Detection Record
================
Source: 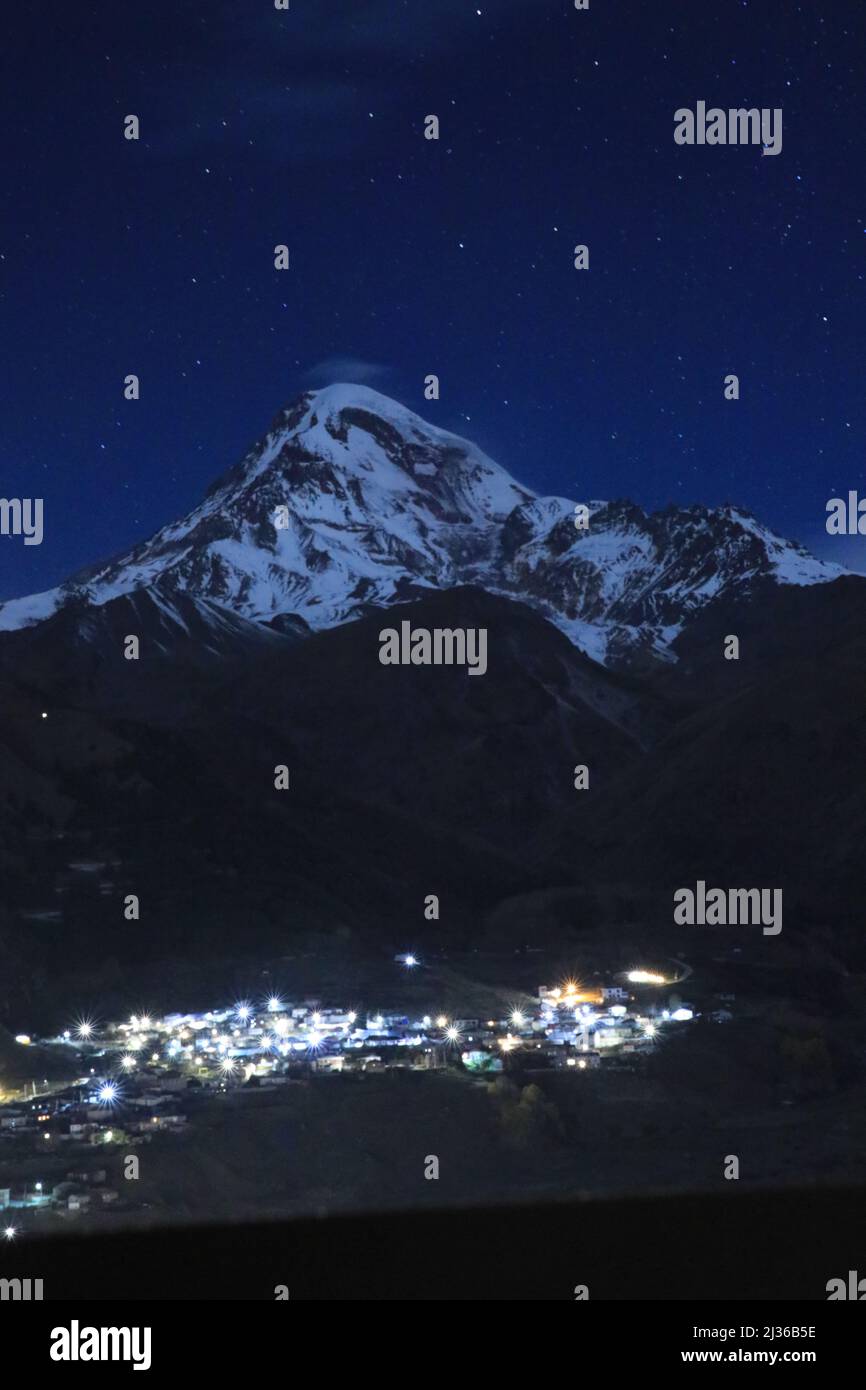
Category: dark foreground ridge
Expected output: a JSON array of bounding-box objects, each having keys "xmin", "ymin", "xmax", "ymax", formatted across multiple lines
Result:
[{"xmin": 5, "ymin": 1183, "xmax": 866, "ymax": 1301}]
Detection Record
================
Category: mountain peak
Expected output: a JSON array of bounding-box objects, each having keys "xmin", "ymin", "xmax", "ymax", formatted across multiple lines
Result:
[
  {"xmin": 271, "ymin": 382, "xmax": 493, "ymax": 463},
  {"xmin": 0, "ymin": 389, "xmax": 851, "ymax": 666},
  {"xmin": 303, "ymin": 381, "xmax": 426, "ymax": 419}
]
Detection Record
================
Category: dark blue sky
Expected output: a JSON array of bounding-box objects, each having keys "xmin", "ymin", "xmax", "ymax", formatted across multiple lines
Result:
[{"xmin": 1, "ymin": 0, "xmax": 865, "ymax": 601}]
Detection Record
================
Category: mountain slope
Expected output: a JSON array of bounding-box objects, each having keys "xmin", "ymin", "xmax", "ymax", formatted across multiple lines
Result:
[
  {"xmin": 0, "ymin": 385, "xmax": 532, "ymax": 634},
  {"xmin": 1, "ymin": 566, "xmax": 864, "ymax": 1008},
  {"xmin": 0, "ymin": 588, "xmax": 306, "ymax": 720},
  {"xmin": 0, "ymin": 384, "xmax": 849, "ymax": 667},
  {"xmin": 0, "ymin": 588, "xmax": 655, "ymax": 1017}
]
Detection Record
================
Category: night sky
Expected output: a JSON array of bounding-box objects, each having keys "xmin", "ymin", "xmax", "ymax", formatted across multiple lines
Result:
[{"xmin": 2, "ymin": 0, "xmax": 865, "ymax": 602}]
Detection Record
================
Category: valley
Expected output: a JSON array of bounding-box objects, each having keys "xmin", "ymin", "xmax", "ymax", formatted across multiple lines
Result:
[{"xmin": 0, "ymin": 387, "xmax": 863, "ymax": 1222}]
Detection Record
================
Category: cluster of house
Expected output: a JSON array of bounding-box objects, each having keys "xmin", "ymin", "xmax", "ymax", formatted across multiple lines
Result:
[
  {"xmin": 0, "ymin": 1168, "xmax": 122, "ymax": 1217},
  {"xmin": 0, "ymin": 974, "xmax": 712, "ymax": 1230},
  {"xmin": 37, "ymin": 975, "xmax": 700, "ymax": 1083},
  {"xmin": 457, "ymin": 982, "xmax": 672, "ymax": 1074},
  {"xmin": 2, "ymin": 974, "xmax": 706, "ymax": 1135},
  {"xmin": 95, "ymin": 1002, "xmax": 455, "ymax": 1079}
]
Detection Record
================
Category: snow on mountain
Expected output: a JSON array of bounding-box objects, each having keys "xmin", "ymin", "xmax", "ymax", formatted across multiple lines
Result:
[
  {"xmin": 490, "ymin": 496, "xmax": 847, "ymax": 664},
  {"xmin": 0, "ymin": 384, "xmax": 848, "ymax": 666}
]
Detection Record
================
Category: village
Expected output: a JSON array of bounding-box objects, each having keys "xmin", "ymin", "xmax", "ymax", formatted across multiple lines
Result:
[{"xmin": 0, "ymin": 963, "xmax": 716, "ymax": 1234}]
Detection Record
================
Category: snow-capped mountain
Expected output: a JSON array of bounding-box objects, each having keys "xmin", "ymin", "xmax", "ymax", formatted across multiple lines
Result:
[
  {"xmin": 0, "ymin": 383, "xmax": 847, "ymax": 666},
  {"xmin": 491, "ymin": 494, "xmax": 846, "ymax": 664}
]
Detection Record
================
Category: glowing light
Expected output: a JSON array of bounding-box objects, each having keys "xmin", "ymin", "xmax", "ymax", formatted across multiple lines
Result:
[
  {"xmin": 444, "ymin": 1025, "xmax": 461, "ymax": 1044},
  {"xmin": 510, "ymin": 1010, "xmax": 525, "ymax": 1027},
  {"xmin": 644, "ymin": 1023, "xmax": 657, "ymax": 1036},
  {"xmin": 267, "ymin": 996, "xmax": 283, "ymax": 1013},
  {"xmin": 97, "ymin": 1082, "xmax": 119, "ymax": 1106},
  {"xmin": 75, "ymin": 1020, "xmax": 94, "ymax": 1040},
  {"xmin": 220, "ymin": 1058, "xmax": 236, "ymax": 1075},
  {"xmin": 3, "ymin": 1226, "xmax": 16, "ymax": 1240},
  {"xmin": 627, "ymin": 970, "xmax": 666, "ymax": 985},
  {"xmin": 235, "ymin": 1002, "xmax": 251, "ymax": 1021},
  {"xmin": 14, "ymin": 1034, "xmax": 31, "ymax": 1046},
  {"xmin": 671, "ymin": 1008, "xmax": 693, "ymax": 1022},
  {"xmin": 436, "ymin": 1015, "xmax": 448, "ymax": 1029},
  {"xmin": 120, "ymin": 1055, "xmax": 135, "ymax": 1070},
  {"xmin": 403, "ymin": 954, "xmax": 418, "ymax": 967},
  {"xmin": 347, "ymin": 1012, "xmax": 357, "ymax": 1024}
]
